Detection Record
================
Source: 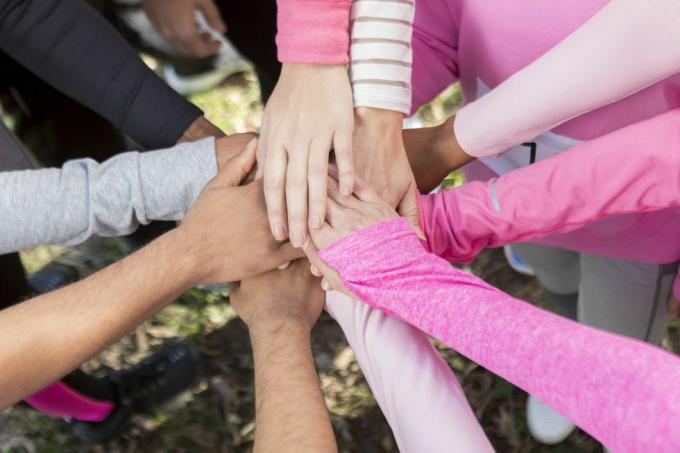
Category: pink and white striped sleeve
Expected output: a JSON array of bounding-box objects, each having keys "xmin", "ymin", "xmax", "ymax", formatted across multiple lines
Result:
[
  {"xmin": 349, "ymin": 0, "xmax": 414, "ymax": 114},
  {"xmin": 320, "ymin": 217, "xmax": 680, "ymax": 452}
]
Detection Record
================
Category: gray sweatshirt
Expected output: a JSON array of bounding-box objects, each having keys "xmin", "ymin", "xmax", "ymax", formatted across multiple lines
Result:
[{"xmin": 0, "ymin": 138, "xmax": 217, "ymax": 254}]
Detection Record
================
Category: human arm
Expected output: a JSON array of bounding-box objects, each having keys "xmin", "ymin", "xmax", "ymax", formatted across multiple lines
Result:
[
  {"xmin": 0, "ymin": 134, "xmax": 256, "ymax": 254},
  {"xmin": 0, "ymin": 146, "xmax": 301, "ymax": 408},
  {"xmin": 417, "ymin": 108, "xmax": 680, "ymax": 262},
  {"xmin": 0, "ymin": 0, "xmax": 218, "ymax": 148},
  {"xmin": 454, "ymin": 0, "xmax": 680, "ymax": 157},
  {"xmin": 310, "ymin": 199, "xmax": 680, "ymax": 452},
  {"xmin": 325, "ymin": 291, "xmax": 493, "ymax": 453},
  {"xmin": 230, "ymin": 260, "xmax": 336, "ymax": 453}
]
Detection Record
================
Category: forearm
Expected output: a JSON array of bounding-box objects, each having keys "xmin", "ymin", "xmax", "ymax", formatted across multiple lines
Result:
[
  {"xmin": 325, "ymin": 292, "xmax": 493, "ymax": 452},
  {"xmin": 0, "ymin": 138, "xmax": 216, "ymax": 254},
  {"xmin": 251, "ymin": 321, "xmax": 336, "ymax": 453},
  {"xmin": 0, "ymin": 231, "xmax": 197, "ymax": 408},
  {"xmin": 0, "ymin": 0, "xmax": 201, "ymax": 147},
  {"xmin": 418, "ymin": 109, "xmax": 680, "ymax": 262},
  {"xmin": 320, "ymin": 218, "xmax": 680, "ymax": 452},
  {"xmin": 403, "ymin": 116, "xmax": 474, "ymax": 192},
  {"xmin": 455, "ymin": 0, "xmax": 680, "ymax": 157}
]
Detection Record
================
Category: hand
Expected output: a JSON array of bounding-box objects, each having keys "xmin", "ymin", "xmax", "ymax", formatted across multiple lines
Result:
[
  {"xmin": 304, "ymin": 175, "xmax": 398, "ymax": 295},
  {"xmin": 179, "ymin": 115, "xmax": 226, "ymax": 143},
  {"xmin": 352, "ymin": 108, "xmax": 422, "ymax": 237},
  {"xmin": 230, "ymin": 259, "xmax": 324, "ymax": 332},
  {"xmin": 259, "ymin": 63, "xmax": 354, "ymax": 248},
  {"xmin": 176, "ymin": 139, "xmax": 303, "ymax": 285},
  {"xmin": 402, "ymin": 115, "xmax": 474, "ymax": 192},
  {"xmin": 215, "ymin": 132, "xmax": 258, "ymax": 170},
  {"xmin": 143, "ymin": 0, "xmax": 226, "ymax": 58}
]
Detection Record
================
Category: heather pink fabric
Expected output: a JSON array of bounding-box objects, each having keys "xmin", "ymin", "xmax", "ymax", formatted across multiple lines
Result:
[
  {"xmin": 25, "ymin": 381, "xmax": 114, "ymax": 422},
  {"xmin": 320, "ymin": 218, "xmax": 680, "ymax": 452},
  {"xmin": 276, "ymin": 0, "xmax": 351, "ymax": 63},
  {"xmin": 419, "ymin": 108, "xmax": 680, "ymax": 265}
]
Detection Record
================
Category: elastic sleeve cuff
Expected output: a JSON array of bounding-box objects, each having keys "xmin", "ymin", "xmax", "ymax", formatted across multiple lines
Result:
[
  {"xmin": 138, "ymin": 137, "xmax": 217, "ymax": 221},
  {"xmin": 276, "ymin": 0, "xmax": 352, "ymax": 63}
]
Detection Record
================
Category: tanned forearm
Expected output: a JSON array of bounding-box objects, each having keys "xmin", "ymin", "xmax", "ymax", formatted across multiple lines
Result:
[
  {"xmin": 0, "ymin": 230, "xmax": 199, "ymax": 408},
  {"xmin": 250, "ymin": 320, "xmax": 337, "ymax": 453}
]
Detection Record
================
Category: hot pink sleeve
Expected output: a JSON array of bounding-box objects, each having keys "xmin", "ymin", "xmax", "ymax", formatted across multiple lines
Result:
[
  {"xmin": 454, "ymin": 0, "xmax": 680, "ymax": 157},
  {"xmin": 276, "ymin": 0, "xmax": 352, "ymax": 63},
  {"xmin": 419, "ymin": 108, "xmax": 680, "ymax": 262},
  {"xmin": 319, "ymin": 218, "xmax": 680, "ymax": 452}
]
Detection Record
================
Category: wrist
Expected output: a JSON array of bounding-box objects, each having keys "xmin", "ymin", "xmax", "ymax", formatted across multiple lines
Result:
[
  {"xmin": 249, "ymin": 316, "xmax": 311, "ymax": 343},
  {"xmin": 179, "ymin": 116, "xmax": 225, "ymax": 143},
  {"xmin": 355, "ymin": 107, "xmax": 403, "ymax": 132},
  {"xmin": 433, "ymin": 116, "xmax": 473, "ymax": 170},
  {"xmin": 161, "ymin": 228, "xmax": 208, "ymax": 288}
]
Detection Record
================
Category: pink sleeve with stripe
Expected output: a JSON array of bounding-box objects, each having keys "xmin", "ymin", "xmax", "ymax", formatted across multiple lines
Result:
[
  {"xmin": 319, "ymin": 218, "xmax": 680, "ymax": 452},
  {"xmin": 276, "ymin": 0, "xmax": 352, "ymax": 63},
  {"xmin": 455, "ymin": 0, "xmax": 680, "ymax": 157},
  {"xmin": 420, "ymin": 109, "xmax": 680, "ymax": 263}
]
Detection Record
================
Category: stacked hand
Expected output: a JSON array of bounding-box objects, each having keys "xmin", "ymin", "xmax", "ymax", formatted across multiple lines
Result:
[{"xmin": 259, "ymin": 63, "xmax": 354, "ymax": 248}]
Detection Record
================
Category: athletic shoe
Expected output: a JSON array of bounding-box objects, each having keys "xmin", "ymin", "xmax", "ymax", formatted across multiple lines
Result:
[
  {"xmin": 503, "ymin": 245, "xmax": 536, "ymax": 276},
  {"xmin": 28, "ymin": 262, "xmax": 79, "ymax": 294},
  {"xmin": 72, "ymin": 341, "xmax": 202, "ymax": 442},
  {"xmin": 526, "ymin": 394, "xmax": 576, "ymax": 445}
]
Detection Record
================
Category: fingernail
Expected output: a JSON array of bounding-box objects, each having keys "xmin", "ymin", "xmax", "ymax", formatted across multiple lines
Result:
[
  {"xmin": 341, "ymin": 183, "xmax": 352, "ymax": 196},
  {"xmin": 291, "ymin": 231, "xmax": 306, "ymax": 248},
  {"xmin": 321, "ymin": 280, "xmax": 330, "ymax": 291},
  {"xmin": 273, "ymin": 224, "xmax": 287, "ymax": 241}
]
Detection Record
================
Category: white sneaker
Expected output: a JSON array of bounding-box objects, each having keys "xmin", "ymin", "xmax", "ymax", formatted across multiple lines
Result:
[
  {"xmin": 526, "ymin": 394, "xmax": 576, "ymax": 444},
  {"xmin": 504, "ymin": 245, "xmax": 536, "ymax": 276}
]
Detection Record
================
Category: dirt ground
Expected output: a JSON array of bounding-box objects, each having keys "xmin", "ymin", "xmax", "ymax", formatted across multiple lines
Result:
[{"xmin": 1, "ymin": 72, "xmax": 678, "ymax": 453}]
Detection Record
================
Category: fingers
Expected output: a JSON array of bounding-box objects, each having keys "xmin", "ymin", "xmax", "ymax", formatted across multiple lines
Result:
[
  {"xmin": 198, "ymin": 0, "xmax": 227, "ymax": 34},
  {"xmin": 285, "ymin": 145, "xmax": 309, "ymax": 248},
  {"xmin": 307, "ymin": 136, "xmax": 331, "ymax": 230},
  {"xmin": 398, "ymin": 182, "xmax": 425, "ymax": 239},
  {"xmin": 351, "ymin": 174, "xmax": 383, "ymax": 204},
  {"xmin": 256, "ymin": 120, "xmax": 269, "ymax": 179},
  {"xmin": 263, "ymin": 144, "xmax": 289, "ymax": 240},
  {"xmin": 218, "ymin": 138, "xmax": 258, "ymax": 186},
  {"xmin": 303, "ymin": 238, "xmax": 344, "ymax": 292},
  {"xmin": 333, "ymin": 127, "xmax": 354, "ymax": 196}
]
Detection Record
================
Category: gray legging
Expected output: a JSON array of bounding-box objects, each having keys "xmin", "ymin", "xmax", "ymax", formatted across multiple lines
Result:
[{"xmin": 513, "ymin": 243, "xmax": 676, "ymax": 345}]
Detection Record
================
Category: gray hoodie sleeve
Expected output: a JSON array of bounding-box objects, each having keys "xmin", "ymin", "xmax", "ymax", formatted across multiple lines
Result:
[{"xmin": 0, "ymin": 137, "xmax": 217, "ymax": 254}]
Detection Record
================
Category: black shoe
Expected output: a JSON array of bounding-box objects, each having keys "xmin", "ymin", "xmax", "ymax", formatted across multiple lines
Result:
[
  {"xmin": 27, "ymin": 262, "xmax": 79, "ymax": 294},
  {"xmin": 72, "ymin": 341, "xmax": 202, "ymax": 443}
]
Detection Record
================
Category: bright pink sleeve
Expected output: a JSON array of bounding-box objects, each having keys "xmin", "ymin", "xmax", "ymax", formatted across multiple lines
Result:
[
  {"xmin": 276, "ymin": 0, "xmax": 352, "ymax": 63},
  {"xmin": 420, "ymin": 108, "xmax": 680, "ymax": 262},
  {"xmin": 455, "ymin": 0, "xmax": 680, "ymax": 157},
  {"xmin": 319, "ymin": 218, "xmax": 680, "ymax": 452}
]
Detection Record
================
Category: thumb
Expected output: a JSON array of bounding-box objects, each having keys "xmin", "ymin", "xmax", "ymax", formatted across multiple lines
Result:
[
  {"xmin": 217, "ymin": 138, "xmax": 258, "ymax": 186},
  {"xmin": 398, "ymin": 183, "xmax": 425, "ymax": 240}
]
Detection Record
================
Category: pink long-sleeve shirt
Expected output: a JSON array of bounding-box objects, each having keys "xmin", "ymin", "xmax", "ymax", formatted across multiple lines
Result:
[
  {"xmin": 419, "ymin": 108, "xmax": 680, "ymax": 266},
  {"xmin": 320, "ymin": 218, "xmax": 680, "ymax": 452}
]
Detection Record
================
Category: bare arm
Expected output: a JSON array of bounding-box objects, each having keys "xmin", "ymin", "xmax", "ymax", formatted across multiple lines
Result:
[
  {"xmin": 231, "ymin": 260, "xmax": 336, "ymax": 453},
  {"xmin": 0, "ymin": 144, "xmax": 300, "ymax": 409},
  {"xmin": 250, "ymin": 321, "xmax": 335, "ymax": 453}
]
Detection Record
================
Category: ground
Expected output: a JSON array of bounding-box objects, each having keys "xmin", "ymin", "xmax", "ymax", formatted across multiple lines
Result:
[{"xmin": 1, "ymin": 71, "xmax": 678, "ymax": 453}]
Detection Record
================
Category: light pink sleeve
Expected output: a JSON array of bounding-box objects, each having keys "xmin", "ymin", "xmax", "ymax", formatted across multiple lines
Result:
[
  {"xmin": 325, "ymin": 292, "xmax": 493, "ymax": 453},
  {"xmin": 276, "ymin": 0, "xmax": 352, "ymax": 63},
  {"xmin": 455, "ymin": 0, "xmax": 680, "ymax": 157},
  {"xmin": 320, "ymin": 218, "xmax": 680, "ymax": 453},
  {"xmin": 420, "ymin": 108, "xmax": 680, "ymax": 263}
]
